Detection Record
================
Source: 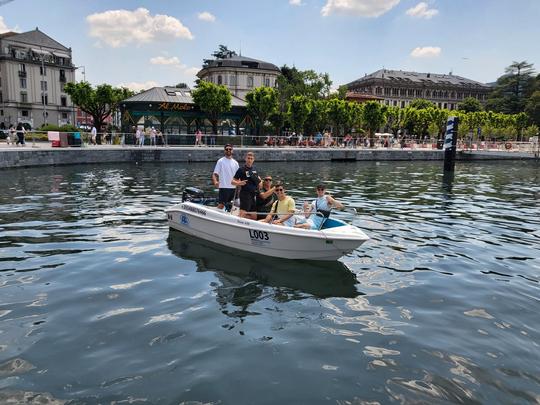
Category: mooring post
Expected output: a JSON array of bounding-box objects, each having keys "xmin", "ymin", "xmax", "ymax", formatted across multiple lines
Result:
[{"xmin": 443, "ymin": 116, "xmax": 459, "ymax": 172}]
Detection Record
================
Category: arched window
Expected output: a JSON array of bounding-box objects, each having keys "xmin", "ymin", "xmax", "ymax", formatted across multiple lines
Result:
[
  {"xmin": 218, "ymin": 75, "xmax": 222, "ymax": 85},
  {"xmin": 247, "ymin": 76, "xmax": 254, "ymax": 88}
]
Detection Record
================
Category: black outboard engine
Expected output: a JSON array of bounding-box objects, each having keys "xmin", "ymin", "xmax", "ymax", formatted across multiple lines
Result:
[{"xmin": 181, "ymin": 187, "xmax": 217, "ymax": 205}]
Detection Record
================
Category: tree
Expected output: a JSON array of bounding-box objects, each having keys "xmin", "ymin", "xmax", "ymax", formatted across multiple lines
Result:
[
  {"xmin": 513, "ymin": 112, "xmax": 530, "ymax": 141},
  {"xmin": 212, "ymin": 45, "xmax": 237, "ymax": 59},
  {"xmin": 287, "ymin": 95, "xmax": 311, "ymax": 134},
  {"xmin": 245, "ymin": 87, "xmax": 279, "ymax": 136},
  {"xmin": 486, "ymin": 61, "xmax": 536, "ymax": 114},
  {"xmin": 458, "ymin": 97, "xmax": 483, "ymax": 113},
  {"xmin": 304, "ymin": 99, "xmax": 329, "ymax": 135},
  {"xmin": 429, "ymin": 107, "xmax": 450, "ymax": 139},
  {"xmin": 191, "ymin": 81, "xmax": 232, "ymax": 134},
  {"xmin": 409, "ymin": 98, "xmax": 434, "ymax": 109},
  {"xmin": 362, "ymin": 101, "xmax": 387, "ymax": 146},
  {"xmin": 277, "ymin": 65, "xmax": 332, "ymax": 103},
  {"xmin": 64, "ymin": 81, "xmax": 133, "ymax": 144},
  {"xmin": 525, "ymin": 90, "xmax": 540, "ymax": 127},
  {"xmin": 326, "ymin": 98, "xmax": 349, "ymax": 137},
  {"xmin": 386, "ymin": 106, "xmax": 405, "ymax": 136}
]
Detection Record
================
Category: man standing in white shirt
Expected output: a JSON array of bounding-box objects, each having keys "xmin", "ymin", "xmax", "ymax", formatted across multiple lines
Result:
[
  {"xmin": 90, "ymin": 126, "xmax": 97, "ymax": 145},
  {"xmin": 212, "ymin": 144, "xmax": 239, "ymax": 210}
]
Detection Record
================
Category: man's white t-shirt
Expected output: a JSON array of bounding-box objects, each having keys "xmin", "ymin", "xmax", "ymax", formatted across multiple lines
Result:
[{"xmin": 213, "ymin": 157, "xmax": 239, "ymax": 189}]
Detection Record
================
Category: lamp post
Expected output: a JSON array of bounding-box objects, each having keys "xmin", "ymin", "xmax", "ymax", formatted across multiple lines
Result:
[
  {"xmin": 40, "ymin": 46, "xmax": 47, "ymax": 127},
  {"xmin": 75, "ymin": 65, "xmax": 87, "ymax": 128}
]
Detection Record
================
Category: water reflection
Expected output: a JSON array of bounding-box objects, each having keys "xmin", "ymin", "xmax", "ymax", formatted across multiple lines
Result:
[{"xmin": 167, "ymin": 230, "xmax": 360, "ymax": 303}]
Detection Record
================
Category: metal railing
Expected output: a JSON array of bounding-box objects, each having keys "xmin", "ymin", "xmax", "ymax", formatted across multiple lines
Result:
[{"xmin": 1, "ymin": 131, "xmax": 538, "ymax": 154}]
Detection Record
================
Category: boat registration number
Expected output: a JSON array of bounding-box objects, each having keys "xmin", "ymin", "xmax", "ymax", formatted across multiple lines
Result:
[{"xmin": 249, "ymin": 229, "xmax": 270, "ymax": 241}]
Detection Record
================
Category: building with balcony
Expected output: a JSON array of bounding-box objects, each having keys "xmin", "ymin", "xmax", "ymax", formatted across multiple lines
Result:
[
  {"xmin": 196, "ymin": 54, "xmax": 281, "ymax": 100},
  {"xmin": 0, "ymin": 28, "xmax": 76, "ymax": 129},
  {"xmin": 346, "ymin": 69, "xmax": 491, "ymax": 110}
]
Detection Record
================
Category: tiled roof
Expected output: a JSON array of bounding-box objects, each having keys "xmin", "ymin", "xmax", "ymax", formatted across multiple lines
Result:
[
  {"xmin": 122, "ymin": 87, "xmax": 247, "ymax": 107},
  {"xmin": 347, "ymin": 69, "xmax": 489, "ymax": 88},
  {"xmin": 1, "ymin": 28, "xmax": 69, "ymax": 51}
]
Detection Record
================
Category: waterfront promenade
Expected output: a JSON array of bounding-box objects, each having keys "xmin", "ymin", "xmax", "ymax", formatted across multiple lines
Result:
[{"xmin": 0, "ymin": 142, "xmax": 538, "ymax": 169}]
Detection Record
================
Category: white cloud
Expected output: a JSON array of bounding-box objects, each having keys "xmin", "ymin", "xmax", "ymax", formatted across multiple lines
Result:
[
  {"xmin": 406, "ymin": 2, "xmax": 438, "ymax": 19},
  {"xmin": 184, "ymin": 67, "xmax": 201, "ymax": 76},
  {"xmin": 0, "ymin": 16, "xmax": 18, "ymax": 33},
  {"xmin": 86, "ymin": 8, "xmax": 193, "ymax": 48},
  {"xmin": 410, "ymin": 46, "xmax": 441, "ymax": 58},
  {"xmin": 150, "ymin": 56, "xmax": 181, "ymax": 66},
  {"xmin": 289, "ymin": 0, "xmax": 303, "ymax": 6},
  {"xmin": 117, "ymin": 80, "xmax": 160, "ymax": 92},
  {"xmin": 197, "ymin": 11, "xmax": 216, "ymax": 22},
  {"xmin": 321, "ymin": 0, "xmax": 400, "ymax": 17}
]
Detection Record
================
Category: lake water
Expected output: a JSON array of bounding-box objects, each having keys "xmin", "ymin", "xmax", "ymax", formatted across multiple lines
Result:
[{"xmin": 0, "ymin": 160, "xmax": 539, "ymax": 404}]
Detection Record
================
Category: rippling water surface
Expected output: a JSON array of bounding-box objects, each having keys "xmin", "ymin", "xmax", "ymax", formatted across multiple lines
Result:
[{"xmin": 0, "ymin": 160, "xmax": 539, "ymax": 404}]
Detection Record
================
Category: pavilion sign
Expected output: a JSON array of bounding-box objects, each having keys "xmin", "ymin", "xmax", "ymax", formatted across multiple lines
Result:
[{"xmin": 158, "ymin": 103, "xmax": 195, "ymax": 111}]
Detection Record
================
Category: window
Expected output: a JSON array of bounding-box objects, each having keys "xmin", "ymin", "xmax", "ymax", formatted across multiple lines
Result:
[
  {"xmin": 20, "ymin": 78, "xmax": 27, "ymax": 88},
  {"xmin": 61, "ymin": 96, "xmax": 67, "ymax": 107},
  {"xmin": 22, "ymin": 110, "xmax": 29, "ymax": 117},
  {"xmin": 217, "ymin": 75, "xmax": 222, "ymax": 85},
  {"xmin": 265, "ymin": 78, "xmax": 270, "ymax": 87},
  {"xmin": 19, "ymin": 63, "xmax": 26, "ymax": 72},
  {"xmin": 41, "ymin": 81, "xmax": 48, "ymax": 91},
  {"xmin": 20, "ymin": 92, "xmax": 28, "ymax": 102},
  {"xmin": 41, "ymin": 94, "xmax": 48, "ymax": 105},
  {"xmin": 61, "ymin": 112, "xmax": 68, "ymax": 119},
  {"xmin": 40, "ymin": 66, "xmax": 47, "ymax": 75},
  {"xmin": 247, "ymin": 76, "xmax": 254, "ymax": 88},
  {"xmin": 59, "ymin": 70, "xmax": 66, "ymax": 82},
  {"xmin": 0, "ymin": 109, "xmax": 3, "ymax": 116},
  {"xmin": 0, "ymin": 92, "xmax": 2, "ymax": 103},
  {"xmin": 230, "ymin": 75, "xmax": 236, "ymax": 86},
  {"xmin": 384, "ymin": 88, "xmax": 390, "ymax": 96}
]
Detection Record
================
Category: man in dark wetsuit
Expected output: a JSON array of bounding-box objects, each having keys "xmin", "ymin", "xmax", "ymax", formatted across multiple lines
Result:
[
  {"xmin": 255, "ymin": 176, "xmax": 277, "ymax": 220},
  {"xmin": 232, "ymin": 151, "xmax": 261, "ymax": 219}
]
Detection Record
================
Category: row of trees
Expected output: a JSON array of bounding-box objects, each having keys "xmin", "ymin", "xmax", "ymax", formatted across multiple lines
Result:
[{"xmin": 191, "ymin": 80, "xmax": 537, "ymax": 143}]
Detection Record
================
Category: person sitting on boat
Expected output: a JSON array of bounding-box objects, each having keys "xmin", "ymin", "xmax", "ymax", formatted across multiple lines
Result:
[
  {"xmin": 295, "ymin": 184, "xmax": 344, "ymax": 230},
  {"xmin": 212, "ymin": 144, "xmax": 239, "ymax": 210},
  {"xmin": 231, "ymin": 151, "xmax": 261, "ymax": 219},
  {"xmin": 255, "ymin": 176, "xmax": 277, "ymax": 220},
  {"xmin": 260, "ymin": 183, "xmax": 296, "ymax": 226}
]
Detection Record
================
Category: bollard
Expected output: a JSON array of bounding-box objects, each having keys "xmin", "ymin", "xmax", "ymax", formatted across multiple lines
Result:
[{"xmin": 443, "ymin": 116, "xmax": 459, "ymax": 172}]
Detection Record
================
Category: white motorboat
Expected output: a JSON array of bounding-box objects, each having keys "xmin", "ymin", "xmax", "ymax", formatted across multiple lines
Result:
[{"xmin": 166, "ymin": 190, "xmax": 369, "ymax": 261}]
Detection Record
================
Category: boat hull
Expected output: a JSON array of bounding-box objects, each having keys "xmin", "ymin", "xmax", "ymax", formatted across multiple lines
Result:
[{"xmin": 166, "ymin": 203, "xmax": 369, "ymax": 261}]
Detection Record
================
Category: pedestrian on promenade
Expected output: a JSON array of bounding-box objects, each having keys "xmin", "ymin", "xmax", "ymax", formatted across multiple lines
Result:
[
  {"xmin": 212, "ymin": 144, "xmax": 239, "ymax": 210},
  {"xmin": 16, "ymin": 122, "xmax": 25, "ymax": 146},
  {"xmin": 138, "ymin": 127, "xmax": 145, "ymax": 147},
  {"xmin": 195, "ymin": 129, "xmax": 203, "ymax": 146},
  {"xmin": 90, "ymin": 126, "xmax": 97, "ymax": 145},
  {"xmin": 150, "ymin": 127, "xmax": 157, "ymax": 146}
]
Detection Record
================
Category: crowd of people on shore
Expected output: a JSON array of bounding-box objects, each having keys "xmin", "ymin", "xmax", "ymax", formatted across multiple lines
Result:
[{"xmin": 212, "ymin": 144, "xmax": 344, "ymax": 229}]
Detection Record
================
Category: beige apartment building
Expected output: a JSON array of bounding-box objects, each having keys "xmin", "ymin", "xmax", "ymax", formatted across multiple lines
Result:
[
  {"xmin": 0, "ymin": 28, "xmax": 76, "ymax": 129},
  {"xmin": 197, "ymin": 54, "xmax": 281, "ymax": 100},
  {"xmin": 346, "ymin": 69, "xmax": 492, "ymax": 110}
]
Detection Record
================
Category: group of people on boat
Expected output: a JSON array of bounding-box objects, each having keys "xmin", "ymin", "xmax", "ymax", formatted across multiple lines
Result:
[{"xmin": 212, "ymin": 144, "xmax": 343, "ymax": 230}]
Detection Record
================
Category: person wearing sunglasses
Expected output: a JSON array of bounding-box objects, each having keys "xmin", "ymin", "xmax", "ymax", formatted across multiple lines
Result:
[
  {"xmin": 212, "ymin": 144, "xmax": 239, "ymax": 210},
  {"xmin": 260, "ymin": 183, "xmax": 296, "ymax": 226},
  {"xmin": 255, "ymin": 176, "xmax": 277, "ymax": 220},
  {"xmin": 295, "ymin": 184, "xmax": 343, "ymax": 230},
  {"xmin": 231, "ymin": 151, "xmax": 261, "ymax": 219}
]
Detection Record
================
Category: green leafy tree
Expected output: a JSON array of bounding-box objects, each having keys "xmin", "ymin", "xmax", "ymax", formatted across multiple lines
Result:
[
  {"xmin": 245, "ymin": 87, "xmax": 279, "ymax": 136},
  {"xmin": 458, "ymin": 97, "xmax": 483, "ymax": 113},
  {"xmin": 486, "ymin": 61, "xmax": 536, "ymax": 114},
  {"xmin": 268, "ymin": 111, "xmax": 285, "ymax": 135},
  {"xmin": 277, "ymin": 66, "xmax": 332, "ymax": 104},
  {"xmin": 513, "ymin": 112, "xmax": 530, "ymax": 141},
  {"xmin": 362, "ymin": 101, "xmax": 387, "ymax": 146},
  {"xmin": 429, "ymin": 107, "xmax": 450, "ymax": 139},
  {"xmin": 287, "ymin": 95, "xmax": 311, "ymax": 134},
  {"xmin": 304, "ymin": 99, "xmax": 329, "ymax": 135},
  {"xmin": 525, "ymin": 90, "xmax": 540, "ymax": 126},
  {"xmin": 326, "ymin": 98, "xmax": 349, "ymax": 137},
  {"xmin": 409, "ymin": 99, "xmax": 434, "ymax": 109},
  {"xmin": 386, "ymin": 106, "xmax": 405, "ymax": 136},
  {"xmin": 64, "ymin": 81, "xmax": 133, "ymax": 144},
  {"xmin": 191, "ymin": 81, "xmax": 232, "ymax": 134}
]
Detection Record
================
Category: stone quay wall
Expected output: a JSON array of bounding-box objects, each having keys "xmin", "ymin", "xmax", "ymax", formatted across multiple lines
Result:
[{"xmin": 0, "ymin": 147, "xmax": 536, "ymax": 169}]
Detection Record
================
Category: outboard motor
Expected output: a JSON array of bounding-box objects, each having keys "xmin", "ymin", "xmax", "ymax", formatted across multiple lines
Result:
[{"xmin": 181, "ymin": 187, "xmax": 217, "ymax": 205}]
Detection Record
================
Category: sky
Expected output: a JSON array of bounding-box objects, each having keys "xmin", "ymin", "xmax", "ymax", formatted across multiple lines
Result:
[{"xmin": 1, "ymin": 0, "xmax": 539, "ymax": 91}]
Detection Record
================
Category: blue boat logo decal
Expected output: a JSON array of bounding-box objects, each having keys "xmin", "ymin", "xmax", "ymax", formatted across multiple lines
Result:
[{"xmin": 181, "ymin": 214, "xmax": 189, "ymax": 226}]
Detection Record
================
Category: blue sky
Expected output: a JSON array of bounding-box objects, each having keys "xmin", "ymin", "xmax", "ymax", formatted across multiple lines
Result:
[{"xmin": 1, "ymin": 0, "xmax": 539, "ymax": 91}]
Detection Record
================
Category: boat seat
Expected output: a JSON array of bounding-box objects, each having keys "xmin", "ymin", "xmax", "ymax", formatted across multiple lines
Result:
[{"xmin": 321, "ymin": 218, "xmax": 343, "ymax": 229}]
